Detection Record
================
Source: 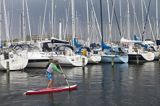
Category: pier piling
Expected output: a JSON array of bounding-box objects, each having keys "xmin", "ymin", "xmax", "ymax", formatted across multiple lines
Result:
[
  {"xmin": 6, "ymin": 61, "xmax": 10, "ymax": 73},
  {"xmin": 82, "ymin": 58, "xmax": 85, "ymax": 70},
  {"xmin": 6, "ymin": 61, "xmax": 10, "ymax": 83},
  {"xmin": 136, "ymin": 54, "xmax": 139, "ymax": 64},
  {"xmin": 111, "ymin": 56, "xmax": 114, "ymax": 67}
]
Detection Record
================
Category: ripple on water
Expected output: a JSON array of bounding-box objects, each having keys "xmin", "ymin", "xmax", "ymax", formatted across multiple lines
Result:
[{"xmin": 0, "ymin": 62, "xmax": 160, "ymax": 106}]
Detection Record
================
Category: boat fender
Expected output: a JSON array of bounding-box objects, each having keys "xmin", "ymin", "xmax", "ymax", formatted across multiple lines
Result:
[{"xmin": 10, "ymin": 54, "xmax": 13, "ymax": 58}]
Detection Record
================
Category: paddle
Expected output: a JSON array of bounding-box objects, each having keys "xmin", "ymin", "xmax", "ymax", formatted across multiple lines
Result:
[{"xmin": 58, "ymin": 64, "xmax": 70, "ymax": 89}]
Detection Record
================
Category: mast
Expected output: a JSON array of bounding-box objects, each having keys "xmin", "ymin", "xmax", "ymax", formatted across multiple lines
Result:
[
  {"xmin": 156, "ymin": 0, "xmax": 159, "ymax": 39},
  {"xmin": 62, "ymin": 19, "xmax": 65, "ymax": 40},
  {"xmin": 42, "ymin": 0, "xmax": 47, "ymax": 39},
  {"xmin": 126, "ymin": 0, "xmax": 130, "ymax": 39},
  {"xmin": 22, "ymin": 0, "xmax": 26, "ymax": 42},
  {"xmin": 90, "ymin": 10, "xmax": 94, "ymax": 42},
  {"xmin": 48, "ymin": 12, "xmax": 51, "ymax": 36},
  {"xmin": 3, "ymin": 0, "xmax": 10, "ymax": 46},
  {"xmin": 142, "ymin": 0, "xmax": 154, "ymax": 41},
  {"xmin": 111, "ymin": 0, "xmax": 121, "ymax": 37},
  {"xmin": 130, "ymin": 0, "xmax": 141, "ymax": 36},
  {"xmin": 51, "ymin": 0, "xmax": 55, "ymax": 38},
  {"xmin": 106, "ymin": 0, "xmax": 111, "ymax": 42},
  {"xmin": 100, "ymin": 0, "xmax": 104, "ymax": 50},
  {"xmin": 64, "ymin": 7, "xmax": 69, "ymax": 40},
  {"xmin": 39, "ymin": 16, "xmax": 42, "ymax": 39},
  {"xmin": 119, "ymin": 0, "xmax": 122, "ymax": 36},
  {"xmin": 71, "ymin": 0, "xmax": 76, "ymax": 39},
  {"xmin": 86, "ymin": 0, "xmax": 90, "ymax": 37},
  {"xmin": 141, "ymin": 0, "xmax": 144, "ymax": 38},
  {"xmin": 0, "ymin": 0, "xmax": 2, "ymax": 47},
  {"xmin": 59, "ymin": 19, "xmax": 62, "ymax": 40},
  {"xmin": 8, "ymin": 11, "xmax": 13, "ymax": 44},
  {"xmin": 133, "ymin": 0, "xmax": 136, "ymax": 35},
  {"xmin": 54, "ymin": 4, "xmax": 56, "ymax": 38},
  {"xmin": 25, "ymin": 0, "xmax": 32, "ymax": 42},
  {"xmin": 90, "ymin": 0, "xmax": 101, "ymax": 38}
]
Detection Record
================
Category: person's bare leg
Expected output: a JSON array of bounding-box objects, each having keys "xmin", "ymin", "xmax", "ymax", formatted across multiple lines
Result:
[{"xmin": 48, "ymin": 80, "xmax": 53, "ymax": 88}]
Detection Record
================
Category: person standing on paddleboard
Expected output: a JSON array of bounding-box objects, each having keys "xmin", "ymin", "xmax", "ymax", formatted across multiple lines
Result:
[{"xmin": 46, "ymin": 60, "xmax": 63, "ymax": 88}]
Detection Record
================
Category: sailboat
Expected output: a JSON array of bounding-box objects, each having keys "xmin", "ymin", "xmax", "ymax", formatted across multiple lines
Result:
[
  {"xmin": 121, "ymin": 0, "xmax": 155, "ymax": 63},
  {"xmin": 50, "ymin": 38, "xmax": 88, "ymax": 67},
  {"xmin": 128, "ymin": 43, "xmax": 155, "ymax": 63},
  {"xmin": 27, "ymin": 0, "xmax": 88, "ymax": 67},
  {"xmin": 0, "ymin": 0, "xmax": 28, "ymax": 71},
  {"xmin": 81, "ymin": 47, "xmax": 101, "ymax": 64},
  {"xmin": 100, "ymin": 0, "xmax": 128, "ymax": 63},
  {"xmin": 120, "ymin": 37, "xmax": 155, "ymax": 63},
  {"xmin": 142, "ymin": 40, "xmax": 160, "ymax": 60},
  {"xmin": 101, "ymin": 42, "xmax": 128, "ymax": 63},
  {"xmin": 25, "ymin": 0, "xmax": 52, "ymax": 68},
  {"xmin": 0, "ymin": 48, "xmax": 28, "ymax": 71},
  {"xmin": 50, "ymin": 0, "xmax": 88, "ymax": 67},
  {"xmin": 73, "ymin": 38, "xmax": 101, "ymax": 64},
  {"xmin": 82, "ymin": 0, "xmax": 101, "ymax": 64},
  {"xmin": 20, "ymin": 41, "xmax": 52, "ymax": 68}
]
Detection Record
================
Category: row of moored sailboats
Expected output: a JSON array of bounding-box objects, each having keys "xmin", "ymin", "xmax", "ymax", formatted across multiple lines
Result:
[
  {"xmin": 0, "ymin": 0, "xmax": 160, "ymax": 71},
  {"xmin": 0, "ymin": 37, "xmax": 160, "ymax": 71}
]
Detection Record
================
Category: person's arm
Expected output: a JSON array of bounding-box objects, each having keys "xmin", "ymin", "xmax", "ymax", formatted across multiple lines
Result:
[{"xmin": 51, "ymin": 63, "xmax": 63, "ymax": 74}]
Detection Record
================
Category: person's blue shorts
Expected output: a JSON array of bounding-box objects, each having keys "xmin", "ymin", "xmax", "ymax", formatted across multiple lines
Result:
[{"xmin": 46, "ymin": 71, "xmax": 53, "ymax": 80}]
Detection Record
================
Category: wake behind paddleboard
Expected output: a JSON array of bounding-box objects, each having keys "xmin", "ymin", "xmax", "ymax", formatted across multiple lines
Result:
[{"xmin": 24, "ymin": 84, "xmax": 78, "ymax": 95}]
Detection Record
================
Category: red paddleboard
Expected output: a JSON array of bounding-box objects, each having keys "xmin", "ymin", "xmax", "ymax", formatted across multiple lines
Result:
[{"xmin": 24, "ymin": 84, "xmax": 78, "ymax": 95}]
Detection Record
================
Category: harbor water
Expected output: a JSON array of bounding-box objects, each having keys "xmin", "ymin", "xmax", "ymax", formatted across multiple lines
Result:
[{"xmin": 0, "ymin": 62, "xmax": 160, "ymax": 106}]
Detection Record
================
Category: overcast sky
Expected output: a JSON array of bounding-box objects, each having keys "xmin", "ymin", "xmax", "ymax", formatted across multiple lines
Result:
[{"xmin": 1, "ymin": 0, "xmax": 160, "ymax": 41}]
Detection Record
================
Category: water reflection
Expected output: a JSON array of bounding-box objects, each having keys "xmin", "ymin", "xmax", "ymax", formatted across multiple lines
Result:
[{"xmin": 0, "ymin": 62, "xmax": 160, "ymax": 106}]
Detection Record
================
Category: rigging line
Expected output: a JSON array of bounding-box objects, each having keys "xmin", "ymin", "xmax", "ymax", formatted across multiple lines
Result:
[
  {"xmin": 25, "ymin": 0, "xmax": 32, "ymax": 42},
  {"xmin": 90, "ymin": 0, "xmax": 101, "ymax": 39},
  {"xmin": 130, "ymin": 0, "xmax": 141, "ymax": 36},
  {"xmin": 3, "ymin": 0, "xmax": 10, "ymax": 46},
  {"xmin": 100, "ymin": 0, "xmax": 104, "ymax": 43},
  {"xmin": 110, "ymin": 0, "xmax": 122, "ymax": 37},
  {"xmin": 141, "ymin": 0, "xmax": 152, "ymax": 41},
  {"xmin": 143, "ymin": 0, "xmax": 155, "ymax": 41},
  {"xmin": 41, "ymin": 0, "xmax": 48, "ymax": 37},
  {"xmin": 64, "ymin": 1, "xmax": 71, "ymax": 38}
]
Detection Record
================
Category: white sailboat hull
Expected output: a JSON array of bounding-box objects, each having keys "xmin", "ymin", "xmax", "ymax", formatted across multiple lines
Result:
[
  {"xmin": 88, "ymin": 55, "xmax": 101, "ymax": 64},
  {"xmin": 27, "ymin": 59, "xmax": 49, "ymax": 68},
  {"xmin": 27, "ymin": 52, "xmax": 51, "ymax": 68},
  {"xmin": 0, "ymin": 51, "xmax": 28, "ymax": 71},
  {"xmin": 101, "ymin": 54, "xmax": 128, "ymax": 63},
  {"xmin": 153, "ymin": 51, "xmax": 160, "ymax": 60},
  {"xmin": 52, "ymin": 55, "xmax": 88, "ymax": 67},
  {"xmin": 128, "ymin": 52, "xmax": 155, "ymax": 62}
]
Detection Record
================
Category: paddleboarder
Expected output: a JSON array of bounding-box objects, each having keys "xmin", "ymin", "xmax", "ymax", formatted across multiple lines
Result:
[
  {"xmin": 46, "ymin": 60, "xmax": 62, "ymax": 88},
  {"xmin": 24, "ymin": 60, "xmax": 78, "ymax": 95}
]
